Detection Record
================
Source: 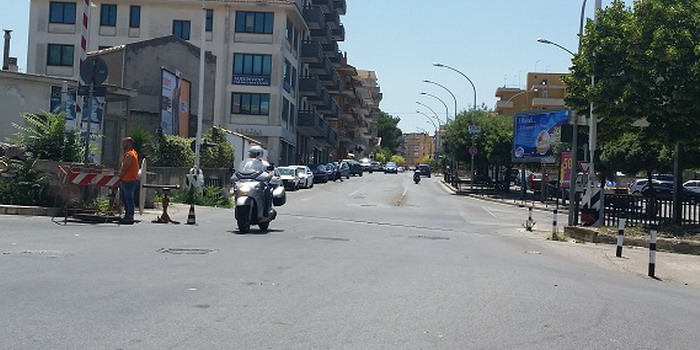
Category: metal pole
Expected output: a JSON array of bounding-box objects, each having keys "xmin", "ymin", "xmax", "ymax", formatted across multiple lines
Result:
[
  {"xmin": 61, "ymin": 81, "xmax": 69, "ymax": 113},
  {"xmin": 84, "ymin": 81, "xmax": 93, "ymax": 163},
  {"xmin": 194, "ymin": 1, "xmax": 206, "ymax": 170}
]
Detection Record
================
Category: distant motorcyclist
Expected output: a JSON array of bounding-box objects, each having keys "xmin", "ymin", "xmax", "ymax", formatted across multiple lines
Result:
[{"xmin": 413, "ymin": 168, "xmax": 421, "ymax": 184}]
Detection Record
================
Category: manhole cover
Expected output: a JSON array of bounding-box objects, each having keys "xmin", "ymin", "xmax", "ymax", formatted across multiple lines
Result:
[
  {"xmin": 360, "ymin": 204, "xmax": 376, "ymax": 207},
  {"xmin": 157, "ymin": 248, "xmax": 216, "ymax": 255},
  {"xmin": 310, "ymin": 237, "xmax": 350, "ymax": 242},
  {"xmin": 525, "ymin": 250, "xmax": 542, "ymax": 255},
  {"xmin": 409, "ymin": 235, "xmax": 450, "ymax": 241},
  {"xmin": 17, "ymin": 250, "xmax": 71, "ymax": 258}
]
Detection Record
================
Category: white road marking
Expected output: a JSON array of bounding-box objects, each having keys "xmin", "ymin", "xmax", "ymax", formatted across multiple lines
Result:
[{"xmin": 481, "ymin": 206, "xmax": 498, "ymax": 218}]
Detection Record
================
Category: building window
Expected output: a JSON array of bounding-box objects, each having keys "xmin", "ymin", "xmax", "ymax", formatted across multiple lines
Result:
[
  {"xmin": 172, "ymin": 20, "xmax": 191, "ymax": 40},
  {"xmin": 47, "ymin": 44, "xmax": 74, "ymax": 66},
  {"xmin": 231, "ymin": 93, "xmax": 270, "ymax": 115},
  {"xmin": 232, "ymin": 53, "xmax": 272, "ymax": 85},
  {"xmin": 49, "ymin": 2, "xmax": 76, "ymax": 24},
  {"xmin": 291, "ymin": 66, "xmax": 297, "ymax": 92},
  {"xmin": 289, "ymin": 102, "xmax": 296, "ymax": 126},
  {"xmin": 285, "ymin": 19, "xmax": 294, "ymax": 44},
  {"xmin": 100, "ymin": 4, "xmax": 117, "ymax": 27},
  {"xmin": 129, "ymin": 6, "xmax": 141, "ymax": 28},
  {"xmin": 283, "ymin": 59, "xmax": 292, "ymax": 93},
  {"xmin": 98, "ymin": 45, "xmax": 112, "ymax": 50},
  {"xmin": 282, "ymin": 98, "xmax": 289, "ymax": 122},
  {"xmin": 206, "ymin": 9, "xmax": 213, "ymax": 32},
  {"xmin": 235, "ymin": 11, "xmax": 274, "ymax": 34}
]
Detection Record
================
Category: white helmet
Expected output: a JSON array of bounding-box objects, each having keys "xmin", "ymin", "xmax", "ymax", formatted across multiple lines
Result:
[{"xmin": 248, "ymin": 145, "xmax": 265, "ymax": 159}]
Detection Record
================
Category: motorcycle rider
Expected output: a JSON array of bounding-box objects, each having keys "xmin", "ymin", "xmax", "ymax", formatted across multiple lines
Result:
[
  {"xmin": 413, "ymin": 168, "xmax": 421, "ymax": 183},
  {"xmin": 238, "ymin": 145, "xmax": 273, "ymax": 216}
]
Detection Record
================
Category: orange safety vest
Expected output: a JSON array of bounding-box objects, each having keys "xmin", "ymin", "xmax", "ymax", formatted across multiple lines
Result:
[{"xmin": 121, "ymin": 149, "xmax": 139, "ymax": 181}]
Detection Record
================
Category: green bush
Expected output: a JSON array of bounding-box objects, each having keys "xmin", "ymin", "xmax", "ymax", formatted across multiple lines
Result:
[
  {"xmin": 201, "ymin": 127, "xmax": 235, "ymax": 168},
  {"xmin": 128, "ymin": 126, "xmax": 155, "ymax": 161},
  {"xmin": 9, "ymin": 112, "xmax": 84, "ymax": 162},
  {"xmin": 0, "ymin": 159, "xmax": 49, "ymax": 206},
  {"xmin": 171, "ymin": 186, "xmax": 232, "ymax": 208},
  {"xmin": 152, "ymin": 129, "xmax": 195, "ymax": 167}
]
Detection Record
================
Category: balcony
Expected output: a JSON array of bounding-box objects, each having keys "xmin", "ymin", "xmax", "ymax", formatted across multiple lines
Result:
[
  {"xmin": 495, "ymin": 100, "xmax": 514, "ymax": 110},
  {"xmin": 301, "ymin": 41, "xmax": 324, "ymax": 63},
  {"xmin": 311, "ymin": 0, "xmax": 334, "ymax": 12},
  {"xmin": 322, "ymin": 41, "xmax": 339, "ymax": 55},
  {"xmin": 324, "ymin": 11, "xmax": 340, "ymax": 29},
  {"xmin": 334, "ymin": 0, "xmax": 347, "ymax": 15},
  {"xmin": 327, "ymin": 50, "xmax": 344, "ymax": 67},
  {"xmin": 531, "ymin": 97, "xmax": 565, "ymax": 108},
  {"xmin": 327, "ymin": 128, "xmax": 339, "ymax": 147},
  {"xmin": 310, "ymin": 24, "xmax": 332, "ymax": 44},
  {"xmin": 297, "ymin": 109, "xmax": 328, "ymax": 138},
  {"xmin": 317, "ymin": 94, "xmax": 339, "ymax": 118},
  {"xmin": 319, "ymin": 71, "xmax": 341, "ymax": 93},
  {"xmin": 303, "ymin": 7, "xmax": 325, "ymax": 30},
  {"xmin": 299, "ymin": 76, "xmax": 326, "ymax": 103},
  {"xmin": 331, "ymin": 24, "xmax": 345, "ymax": 42},
  {"xmin": 308, "ymin": 54, "xmax": 333, "ymax": 78}
]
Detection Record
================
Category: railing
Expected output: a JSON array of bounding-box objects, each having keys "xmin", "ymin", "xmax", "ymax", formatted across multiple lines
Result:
[{"xmin": 604, "ymin": 194, "xmax": 700, "ymax": 227}]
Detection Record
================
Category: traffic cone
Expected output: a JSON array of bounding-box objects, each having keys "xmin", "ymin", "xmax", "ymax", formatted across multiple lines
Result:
[{"xmin": 186, "ymin": 204, "xmax": 196, "ymax": 225}]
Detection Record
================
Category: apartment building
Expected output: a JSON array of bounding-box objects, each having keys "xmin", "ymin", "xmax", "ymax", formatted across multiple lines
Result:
[
  {"xmin": 400, "ymin": 132, "xmax": 434, "ymax": 168},
  {"xmin": 495, "ymin": 72, "xmax": 568, "ymax": 116}
]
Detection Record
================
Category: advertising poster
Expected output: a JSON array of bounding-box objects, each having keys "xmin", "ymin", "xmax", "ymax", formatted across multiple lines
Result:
[
  {"xmin": 160, "ymin": 69, "xmax": 191, "ymax": 137},
  {"xmin": 160, "ymin": 69, "xmax": 176, "ymax": 135},
  {"xmin": 512, "ymin": 109, "xmax": 570, "ymax": 163},
  {"xmin": 50, "ymin": 86, "xmax": 77, "ymax": 121},
  {"xmin": 560, "ymin": 151, "xmax": 572, "ymax": 189},
  {"xmin": 177, "ymin": 78, "xmax": 191, "ymax": 137}
]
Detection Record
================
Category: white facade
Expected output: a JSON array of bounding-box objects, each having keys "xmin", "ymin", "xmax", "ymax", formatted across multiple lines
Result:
[{"xmin": 27, "ymin": 0, "xmax": 311, "ymax": 165}]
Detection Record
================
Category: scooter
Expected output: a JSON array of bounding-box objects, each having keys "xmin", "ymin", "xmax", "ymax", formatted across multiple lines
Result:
[
  {"xmin": 232, "ymin": 166, "xmax": 286, "ymax": 233},
  {"xmin": 413, "ymin": 170, "xmax": 421, "ymax": 184}
]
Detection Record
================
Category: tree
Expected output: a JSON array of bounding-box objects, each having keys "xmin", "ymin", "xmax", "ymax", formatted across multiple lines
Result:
[
  {"xmin": 565, "ymin": 0, "xmax": 700, "ymax": 222},
  {"xmin": 390, "ymin": 155, "xmax": 406, "ymax": 166},
  {"xmin": 377, "ymin": 111, "xmax": 402, "ymax": 154},
  {"xmin": 442, "ymin": 110, "xmax": 513, "ymax": 169},
  {"xmin": 374, "ymin": 147, "xmax": 392, "ymax": 163},
  {"xmin": 201, "ymin": 127, "xmax": 235, "ymax": 168}
]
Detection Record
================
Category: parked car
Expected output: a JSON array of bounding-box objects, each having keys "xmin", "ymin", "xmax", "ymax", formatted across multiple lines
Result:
[
  {"xmin": 628, "ymin": 178, "xmax": 649, "ymax": 195},
  {"xmin": 384, "ymin": 162, "xmax": 398, "ymax": 174},
  {"xmin": 397, "ymin": 166, "xmax": 405, "ymax": 173},
  {"xmin": 290, "ymin": 165, "xmax": 314, "ymax": 189},
  {"xmin": 417, "ymin": 164, "xmax": 431, "ymax": 178},
  {"xmin": 342, "ymin": 159, "xmax": 363, "ymax": 177},
  {"xmin": 359, "ymin": 158, "xmax": 372, "ymax": 172},
  {"xmin": 326, "ymin": 162, "xmax": 350, "ymax": 181},
  {"xmin": 641, "ymin": 180, "xmax": 674, "ymax": 197},
  {"xmin": 684, "ymin": 180, "xmax": 700, "ymax": 194},
  {"xmin": 310, "ymin": 164, "xmax": 329, "ymax": 183},
  {"xmin": 278, "ymin": 167, "xmax": 301, "ymax": 191},
  {"xmin": 527, "ymin": 173, "xmax": 545, "ymax": 193},
  {"xmin": 370, "ymin": 161, "xmax": 383, "ymax": 172}
]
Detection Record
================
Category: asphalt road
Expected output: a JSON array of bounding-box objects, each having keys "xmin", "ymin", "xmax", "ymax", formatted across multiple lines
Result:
[{"xmin": 2, "ymin": 173, "xmax": 700, "ymax": 349}]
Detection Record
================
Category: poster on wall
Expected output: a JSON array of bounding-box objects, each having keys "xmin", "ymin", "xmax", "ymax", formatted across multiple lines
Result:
[
  {"xmin": 50, "ymin": 86, "xmax": 77, "ymax": 122},
  {"xmin": 160, "ymin": 68, "xmax": 191, "ymax": 137},
  {"xmin": 512, "ymin": 109, "xmax": 570, "ymax": 163}
]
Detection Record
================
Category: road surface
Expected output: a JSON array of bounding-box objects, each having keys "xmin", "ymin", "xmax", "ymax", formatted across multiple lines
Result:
[{"xmin": 1, "ymin": 173, "xmax": 699, "ymax": 349}]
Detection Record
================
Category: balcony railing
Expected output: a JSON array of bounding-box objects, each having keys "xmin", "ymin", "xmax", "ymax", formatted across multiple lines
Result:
[
  {"xmin": 299, "ymin": 76, "xmax": 326, "ymax": 104},
  {"xmin": 297, "ymin": 109, "xmax": 328, "ymax": 138},
  {"xmin": 301, "ymin": 41, "xmax": 324, "ymax": 63},
  {"xmin": 324, "ymin": 11, "xmax": 340, "ymax": 29},
  {"xmin": 303, "ymin": 7, "xmax": 325, "ymax": 30},
  {"xmin": 331, "ymin": 24, "xmax": 345, "ymax": 42},
  {"xmin": 333, "ymin": 0, "xmax": 347, "ymax": 15},
  {"xmin": 310, "ymin": 24, "xmax": 332, "ymax": 44}
]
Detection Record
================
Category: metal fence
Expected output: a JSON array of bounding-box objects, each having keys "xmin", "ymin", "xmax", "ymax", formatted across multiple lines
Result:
[{"xmin": 604, "ymin": 194, "xmax": 700, "ymax": 227}]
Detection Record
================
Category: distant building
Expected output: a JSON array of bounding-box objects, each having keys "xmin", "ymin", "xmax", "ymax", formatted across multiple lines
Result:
[
  {"xmin": 400, "ymin": 132, "xmax": 434, "ymax": 168},
  {"xmin": 495, "ymin": 72, "xmax": 568, "ymax": 116},
  {"xmin": 89, "ymin": 35, "xmax": 217, "ymax": 137}
]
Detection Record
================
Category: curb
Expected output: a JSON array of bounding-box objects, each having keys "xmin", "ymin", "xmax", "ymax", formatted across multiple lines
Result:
[
  {"xmin": 565, "ymin": 226, "xmax": 700, "ymax": 256},
  {"xmin": 440, "ymin": 180, "xmax": 567, "ymax": 214},
  {"xmin": 0, "ymin": 205, "xmax": 60, "ymax": 217}
]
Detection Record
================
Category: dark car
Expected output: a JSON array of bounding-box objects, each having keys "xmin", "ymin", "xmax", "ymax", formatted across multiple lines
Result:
[
  {"xmin": 384, "ymin": 162, "xmax": 398, "ymax": 174},
  {"xmin": 343, "ymin": 160, "xmax": 363, "ymax": 177},
  {"xmin": 310, "ymin": 164, "xmax": 329, "ymax": 183},
  {"xmin": 417, "ymin": 164, "xmax": 431, "ymax": 178},
  {"xmin": 326, "ymin": 162, "xmax": 350, "ymax": 181}
]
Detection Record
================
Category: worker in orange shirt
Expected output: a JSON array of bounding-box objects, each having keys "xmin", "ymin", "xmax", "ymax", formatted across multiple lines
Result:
[{"xmin": 118, "ymin": 137, "xmax": 139, "ymax": 224}]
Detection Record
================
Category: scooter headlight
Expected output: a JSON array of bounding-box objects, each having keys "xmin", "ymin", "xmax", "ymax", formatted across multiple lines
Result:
[{"xmin": 236, "ymin": 183, "xmax": 253, "ymax": 196}]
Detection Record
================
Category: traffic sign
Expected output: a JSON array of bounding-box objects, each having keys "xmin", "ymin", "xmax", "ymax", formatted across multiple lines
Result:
[
  {"xmin": 469, "ymin": 125, "xmax": 481, "ymax": 135},
  {"xmin": 79, "ymin": 57, "xmax": 109, "ymax": 85},
  {"xmin": 469, "ymin": 146, "xmax": 478, "ymax": 156}
]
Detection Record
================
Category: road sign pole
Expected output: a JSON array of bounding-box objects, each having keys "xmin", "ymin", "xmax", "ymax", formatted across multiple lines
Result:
[{"xmin": 84, "ymin": 81, "xmax": 93, "ymax": 163}]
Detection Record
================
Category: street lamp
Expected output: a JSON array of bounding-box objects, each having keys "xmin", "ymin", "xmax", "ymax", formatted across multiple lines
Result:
[
  {"xmin": 423, "ymin": 80, "xmax": 458, "ymax": 123},
  {"xmin": 415, "ymin": 101, "xmax": 441, "ymax": 125},
  {"xmin": 416, "ymin": 110, "xmax": 438, "ymax": 132},
  {"xmin": 434, "ymin": 62, "xmax": 478, "ymax": 189},
  {"xmin": 537, "ymin": 38, "xmax": 576, "ymax": 57},
  {"xmin": 433, "ymin": 62, "xmax": 477, "ymax": 110},
  {"xmin": 420, "ymin": 92, "xmax": 449, "ymax": 126}
]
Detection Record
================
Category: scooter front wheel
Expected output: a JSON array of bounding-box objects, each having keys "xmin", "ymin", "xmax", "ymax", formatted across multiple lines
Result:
[
  {"xmin": 235, "ymin": 206, "xmax": 251, "ymax": 234},
  {"xmin": 258, "ymin": 222, "xmax": 270, "ymax": 231}
]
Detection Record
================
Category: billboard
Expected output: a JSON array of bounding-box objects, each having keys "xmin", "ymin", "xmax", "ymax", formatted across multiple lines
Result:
[
  {"xmin": 512, "ymin": 109, "xmax": 570, "ymax": 163},
  {"xmin": 560, "ymin": 152, "xmax": 572, "ymax": 189},
  {"xmin": 50, "ymin": 86, "xmax": 77, "ymax": 121},
  {"xmin": 160, "ymin": 69, "xmax": 191, "ymax": 137}
]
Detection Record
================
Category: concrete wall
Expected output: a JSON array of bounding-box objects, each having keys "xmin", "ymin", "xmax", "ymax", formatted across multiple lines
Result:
[{"xmin": 0, "ymin": 72, "xmax": 61, "ymax": 141}]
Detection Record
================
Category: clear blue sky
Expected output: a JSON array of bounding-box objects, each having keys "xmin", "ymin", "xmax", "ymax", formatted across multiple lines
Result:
[{"xmin": 2, "ymin": 0, "xmax": 604, "ymax": 134}]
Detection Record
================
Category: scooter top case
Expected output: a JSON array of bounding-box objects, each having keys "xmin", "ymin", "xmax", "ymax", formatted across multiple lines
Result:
[{"xmin": 273, "ymin": 186, "xmax": 286, "ymax": 206}]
